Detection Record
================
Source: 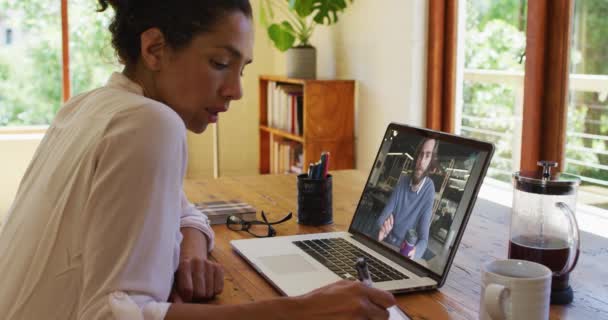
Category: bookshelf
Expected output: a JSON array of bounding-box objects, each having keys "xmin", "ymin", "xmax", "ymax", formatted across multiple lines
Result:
[{"xmin": 259, "ymin": 75, "xmax": 355, "ymax": 174}]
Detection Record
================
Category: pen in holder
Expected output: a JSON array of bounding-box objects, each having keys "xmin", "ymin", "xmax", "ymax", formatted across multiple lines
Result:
[{"xmin": 297, "ymin": 173, "xmax": 333, "ymax": 225}]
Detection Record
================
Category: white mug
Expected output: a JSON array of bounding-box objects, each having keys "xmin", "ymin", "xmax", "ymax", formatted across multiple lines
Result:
[{"xmin": 479, "ymin": 259, "xmax": 552, "ymax": 320}]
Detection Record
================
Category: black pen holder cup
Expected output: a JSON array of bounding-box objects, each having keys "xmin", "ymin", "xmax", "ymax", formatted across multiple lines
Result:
[{"xmin": 297, "ymin": 174, "xmax": 333, "ymax": 226}]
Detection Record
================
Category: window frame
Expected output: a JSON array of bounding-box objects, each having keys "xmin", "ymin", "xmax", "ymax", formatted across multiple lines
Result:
[
  {"xmin": 426, "ymin": 0, "xmax": 574, "ymax": 173},
  {"xmin": 520, "ymin": 0, "xmax": 574, "ymax": 173}
]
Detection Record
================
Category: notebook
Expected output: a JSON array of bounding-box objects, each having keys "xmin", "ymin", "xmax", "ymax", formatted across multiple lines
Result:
[{"xmin": 195, "ymin": 200, "xmax": 256, "ymax": 225}]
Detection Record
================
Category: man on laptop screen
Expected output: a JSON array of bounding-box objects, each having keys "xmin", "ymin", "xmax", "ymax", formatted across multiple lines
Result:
[
  {"xmin": 351, "ymin": 128, "xmax": 482, "ymax": 275},
  {"xmin": 376, "ymin": 137, "xmax": 438, "ymax": 259}
]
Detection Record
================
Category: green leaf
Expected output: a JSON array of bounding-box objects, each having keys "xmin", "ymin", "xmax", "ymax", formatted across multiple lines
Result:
[
  {"xmin": 291, "ymin": 0, "xmax": 314, "ymax": 18},
  {"xmin": 311, "ymin": 0, "xmax": 350, "ymax": 25},
  {"xmin": 267, "ymin": 22, "xmax": 297, "ymax": 51}
]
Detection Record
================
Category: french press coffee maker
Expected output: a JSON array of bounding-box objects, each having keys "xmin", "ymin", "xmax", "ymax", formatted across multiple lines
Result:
[{"xmin": 510, "ymin": 161, "xmax": 581, "ymax": 305}]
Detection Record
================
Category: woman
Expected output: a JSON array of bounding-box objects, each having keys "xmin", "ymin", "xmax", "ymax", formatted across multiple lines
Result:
[{"xmin": 0, "ymin": 1, "xmax": 395, "ymax": 319}]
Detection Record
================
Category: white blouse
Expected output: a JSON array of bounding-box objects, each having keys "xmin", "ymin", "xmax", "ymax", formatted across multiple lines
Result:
[{"xmin": 0, "ymin": 73, "xmax": 215, "ymax": 320}]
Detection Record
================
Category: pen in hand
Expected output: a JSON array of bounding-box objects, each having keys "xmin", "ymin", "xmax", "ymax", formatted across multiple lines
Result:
[
  {"xmin": 355, "ymin": 257, "xmax": 412, "ymax": 320},
  {"xmin": 356, "ymin": 257, "xmax": 373, "ymax": 288}
]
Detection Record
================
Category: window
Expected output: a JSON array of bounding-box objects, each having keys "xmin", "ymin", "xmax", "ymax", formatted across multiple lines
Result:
[
  {"xmin": 445, "ymin": 0, "xmax": 608, "ymax": 210},
  {"xmin": 0, "ymin": 1, "xmax": 117, "ymax": 128},
  {"xmin": 566, "ymin": 0, "xmax": 608, "ymax": 209},
  {"xmin": 455, "ymin": 0, "xmax": 527, "ymax": 182},
  {"xmin": 0, "ymin": 1, "xmax": 61, "ymax": 127},
  {"xmin": 68, "ymin": 1, "xmax": 118, "ymax": 99}
]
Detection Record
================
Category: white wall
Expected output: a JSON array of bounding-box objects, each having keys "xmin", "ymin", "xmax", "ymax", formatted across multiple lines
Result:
[
  {"xmin": 311, "ymin": 0, "xmax": 429, "ymax": 172},
  {"xmin": 0, "ymin": 134, "xmax": 41, "ymax": 220}
]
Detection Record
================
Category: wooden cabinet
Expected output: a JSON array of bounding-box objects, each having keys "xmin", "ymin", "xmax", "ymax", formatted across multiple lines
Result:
[{"xmin": 258, "ymin": 75, "xmax": 355, "ymax": 174}]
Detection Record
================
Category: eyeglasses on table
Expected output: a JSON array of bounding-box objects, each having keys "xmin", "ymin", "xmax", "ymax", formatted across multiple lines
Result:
[{"xmin": 226, "ymin": 211, "xmax": 292, "ymax": 238}]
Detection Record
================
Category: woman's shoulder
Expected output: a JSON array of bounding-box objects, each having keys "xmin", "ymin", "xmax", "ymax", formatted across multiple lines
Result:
[
  {"xmin": 94, "ymin": 93, "xmax": 188, "ymax": 170},
  {"xmin": 121, "ymin": 98, "xmax": 184, "ymax": 133},
  {"xmin": 97, "ymin": 87, "xmax": 186, "ymax": 139}
]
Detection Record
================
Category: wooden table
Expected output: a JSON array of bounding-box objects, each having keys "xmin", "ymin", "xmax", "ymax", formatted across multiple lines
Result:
[{"xmin": 184, "ymin": 170, "xmax": 608, "ymax": 319}]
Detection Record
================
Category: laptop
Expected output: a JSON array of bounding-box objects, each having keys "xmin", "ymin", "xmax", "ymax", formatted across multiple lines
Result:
[{"xmin": 231, "ymin": 123, "xmax": 494, "ymax": 296}]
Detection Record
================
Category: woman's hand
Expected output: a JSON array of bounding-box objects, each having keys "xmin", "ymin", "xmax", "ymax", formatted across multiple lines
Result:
[
  {"xmin": 378, "ymin": 214, "xmax": 395, "ymax": 241},
  {"xmin": 170, "ymin": 228, "xmax": 224, "ymax": 303},
  {"xmin": 292, "ymin": 280, "xmax": 396, "ymax": 320}
]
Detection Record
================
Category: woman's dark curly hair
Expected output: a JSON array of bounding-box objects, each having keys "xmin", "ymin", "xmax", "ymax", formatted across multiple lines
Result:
[{"xmin": 97, "ymin": 0, "xmax": 252, "ymax": 65}]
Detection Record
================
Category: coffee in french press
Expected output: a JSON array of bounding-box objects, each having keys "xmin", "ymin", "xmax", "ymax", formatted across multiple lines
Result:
[{"xmin": 510, "ymin": 161, "xmax": 581, "ymax": 305}]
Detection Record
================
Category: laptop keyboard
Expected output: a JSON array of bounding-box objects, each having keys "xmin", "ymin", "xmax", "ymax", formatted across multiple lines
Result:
[{"xmin": 292, "ymin": 238, "xmax": 409, "ymax": 282}]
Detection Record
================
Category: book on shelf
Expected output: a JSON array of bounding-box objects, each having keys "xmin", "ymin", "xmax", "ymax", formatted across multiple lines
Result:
[
  {"xmin": 194, "ymin": 200, "xmax": 257, "ymax": 225},
  {"xmin": 270, "ymin": 138, "xmax": 303, "ymax": 174},
  {"xmin": 295, "ymin": 94, "xmax": 303, "ymax": 135},
  {"xmin": 266, "ymin": 81, "xmax": 303, "ymax": 135}
]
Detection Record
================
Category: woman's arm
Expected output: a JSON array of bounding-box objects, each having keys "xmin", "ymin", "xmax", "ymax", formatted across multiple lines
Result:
[
  {"xmin": 171, "ymin": 227, "xmax": 224, "ymax": 302},
  {"xmin": 165, "ymin": 280, "xmax": 396, "ymax": 320},
  {"xmin": 179, "ymin": 190, "xmax": 215, "ymax": 252},
  {"xmin": 172, "ymin": 190, "xmax": 224, "ymax": 302}
]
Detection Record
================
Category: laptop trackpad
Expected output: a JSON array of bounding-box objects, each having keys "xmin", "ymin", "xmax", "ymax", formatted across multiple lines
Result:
[{"xmin": 259, "ymin": 254, "xmax": 318, "ymax": 274}]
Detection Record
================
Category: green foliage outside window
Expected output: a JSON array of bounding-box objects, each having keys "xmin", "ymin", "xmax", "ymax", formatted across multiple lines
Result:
[
  {"xmin": 565, "ymin": 0, "xmax": 608, "ymax": 185},
  {"xmin": 464, "ymin": 0, "xmax": 608, "ymax": 188},
  {"xmin": 462, "ymin": 0, "xmax": 526, "ymax": 182},
  {"xmin": 0, "ymin": 0, "xmax": 117, "ymax": 126}
]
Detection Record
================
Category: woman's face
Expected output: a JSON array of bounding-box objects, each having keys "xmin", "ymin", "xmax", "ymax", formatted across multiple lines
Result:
[{"xmin": 153, "ymin": 11, "xmax": 254, "ymax": 133}]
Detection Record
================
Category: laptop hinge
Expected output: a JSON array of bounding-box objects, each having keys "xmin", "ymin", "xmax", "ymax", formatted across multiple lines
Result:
[{"xmin": 350, "ymin": 232, "xmax": 440, "ymax": 282}]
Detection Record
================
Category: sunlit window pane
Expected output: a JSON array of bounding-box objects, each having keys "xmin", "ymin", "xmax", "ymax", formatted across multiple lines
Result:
[
  {"xmin": 0, "ymin": 1, "xmax": 62, "ymax": 126},
  {"xmin": 457, "ymin": 0, "xmax": 527, "ymax": 182},
  {"xmin": 566, "ymin": 0, "xmax": 608, "ymax": 209},
  {"xmin": 69, "ymin": 1, "xmax": 118, "ymax": 96},
  {"xmin": 0, "ymin": 1, "xmax": 119, "ymax": 128}
]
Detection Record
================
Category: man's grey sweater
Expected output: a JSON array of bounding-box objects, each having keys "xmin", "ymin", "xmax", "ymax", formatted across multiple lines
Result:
[{"xmin": 375, "ymin": 175, "xmax": 435, "ymax": 259}]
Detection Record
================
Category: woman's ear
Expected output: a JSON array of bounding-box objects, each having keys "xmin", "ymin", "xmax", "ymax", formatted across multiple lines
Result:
[{"xmin": 139, "ymin": 28, "xmax": 166, "ymax": 71}]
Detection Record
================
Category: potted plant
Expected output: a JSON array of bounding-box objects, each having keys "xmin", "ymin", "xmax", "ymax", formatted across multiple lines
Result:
[{"xmin": 260, "ymin": 0, "xmax": 353, "ymax": 79}]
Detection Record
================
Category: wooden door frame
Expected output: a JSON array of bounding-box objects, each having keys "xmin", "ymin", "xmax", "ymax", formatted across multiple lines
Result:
[
  {"xmin": 520, "ymin": 0, "xmax": 574, "ymax": 172},
  {"xmin": 61, "ymin": 0, "xmax": 70, "ymax": 102},
  {"xmin": 426, "ymin": 0, "xmax": 458, "ymax": 133}
]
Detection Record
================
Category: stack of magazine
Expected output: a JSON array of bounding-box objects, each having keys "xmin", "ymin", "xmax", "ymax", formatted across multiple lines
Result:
[{"xmin": 194, "ymin": 200, "xmax": 257, "ymax": 225}]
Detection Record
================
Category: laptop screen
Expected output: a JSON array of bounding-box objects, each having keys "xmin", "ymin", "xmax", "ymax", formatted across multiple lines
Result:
[{"xmin": 349, "ymin": 124, "xmax": 493, "ymax": 277}]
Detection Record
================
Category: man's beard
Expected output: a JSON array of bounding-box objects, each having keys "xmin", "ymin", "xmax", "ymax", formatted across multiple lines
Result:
[{"xmin": 412, "ymin": 169, "xmax": 426, "ymax": 185}]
